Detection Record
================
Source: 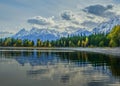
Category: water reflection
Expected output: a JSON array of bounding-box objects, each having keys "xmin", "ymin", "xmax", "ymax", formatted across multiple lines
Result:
[{"xmin": 0, "ymin": 50, "xmax": 120, "ymax": 86}]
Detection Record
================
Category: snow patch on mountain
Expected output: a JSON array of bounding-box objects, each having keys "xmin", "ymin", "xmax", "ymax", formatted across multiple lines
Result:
[
  {"xmin": 71, "ymin": 29, "xmax": 92, "ymax": 36},
  {"xmin": 92, "ymin": 17, "xmax": 120, "ymax": 34},
  {"xmin": 13, "ymin": 27, "xmax": 92, "ymax": 41},
  {"xmin": 13, "ymin": 28, "xmax": 61, "ymax": 41},
  {"xmin": 13, "ymin": 17, "xmax": 120, "ymax": 41}
]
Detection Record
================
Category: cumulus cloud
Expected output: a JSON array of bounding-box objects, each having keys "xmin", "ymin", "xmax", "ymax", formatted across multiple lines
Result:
[
  {"xmin": 107, "ymin": 5, "xmax": 113, "ymax": 9},
  {"xmin": 61, "ymin": 10, "xmax": 75, "ymax": 20},
  {"xmin": 81, "ymin": 21, "xmax": 99, "ymax": 29},
  {"xmin": 83, "ymin": 4, "xmax": 115, "ymax": 18},
  {"xmin": 27, "ymin": 16, "xmax": 55, "ymax": 26},
  {"xmin": 61, "ymin": 10, "xmax": 106, "ymax": 29},
  {"xmin": 60, "ymin": 10, "xmax": 84, "ymax": 25},
  {"xmin": 27, "ymin": 4, "xmax": 119, "ymax": 32}
]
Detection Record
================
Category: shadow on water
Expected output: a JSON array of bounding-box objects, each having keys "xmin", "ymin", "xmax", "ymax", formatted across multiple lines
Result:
[{"xmin": 0, "ymin": 50, "xmax": 120, "ymax": 86}]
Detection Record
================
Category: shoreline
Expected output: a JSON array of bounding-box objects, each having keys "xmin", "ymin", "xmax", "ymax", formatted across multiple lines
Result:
[
  {"xmin": 0, "ymin": 47, "xmax": 120, "ymax": 56},
  {"xmin": 70, "ymin": 47, "xmax": 120, "ymax": 57}
]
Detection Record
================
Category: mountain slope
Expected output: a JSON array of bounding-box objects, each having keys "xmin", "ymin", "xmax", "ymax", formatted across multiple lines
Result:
[
  {"xmin": 13, "ymin": 17, "xmax": 120, "ymax": 41},
  {"xmin": 71, "ymin": 29, "xmax": 92, "ymax": 36},
  {"xmin": 13, "ymin": 27, "xmax": 92, "ymax": 41},
  {"xmin": 13, "ymin": 28, "xmax": 29, "ymax": 38},
  {"xmin": 13, "ymin": 28, "xmax": 61, "ymax": 41},
  {"xmin": 93, "ymin": 17, "xmax": 120, "ymax": 34}
]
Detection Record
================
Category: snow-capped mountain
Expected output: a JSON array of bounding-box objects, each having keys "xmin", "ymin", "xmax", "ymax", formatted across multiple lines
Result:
[
  {"xmin": 13, "ymin": 17, "xmax": 120, "ymax": 41},
  {"xmin": 92, "ymin": 17, "xmax": 120, "ymax": 34},
  {"xmin": 14, "ymin": 28, "xmax": 29, "ymax": 38},
  {"xmin": 13, "ymin": 27, "xmax": 92, "ymax": 41},
  {"xmin": 13, "ymin": 28, "xmax": 61, "ymax": 41},
  {"xmin": 71, "ymin": 29, "xmax": 92, "ymax": 36}
]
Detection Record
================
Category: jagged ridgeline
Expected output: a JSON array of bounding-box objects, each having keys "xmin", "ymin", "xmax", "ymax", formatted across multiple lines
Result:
[
  {"xmin": 11, "ymin": 17, "xmax": 120, "ymax": 42},
  {"xmin": 0, "ymin": 25, "xmax": 120, "ymax": 47}
]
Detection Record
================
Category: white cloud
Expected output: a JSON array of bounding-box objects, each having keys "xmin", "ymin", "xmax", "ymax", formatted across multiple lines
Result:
[
  {"xmin": 26, "ymin": 3, "xmax": 120, "ymax": 32},
  {"xmin": 27, "ymin": 12, "xmax": 85, "ymax": 32},
  {"xmin": 1, "ymin": 0, "xmax": 120, "ymax": 32},
  {"xmin": 59, "ymin": 10, "xmax": 107, "ymax": 30},
  {"xmin": 61, "ymin": 10, "xmax": 75, "ymax": 20},
  {"xmin": 60, "ymin": 10, "xmax": 84, "ymax": 25},
  {"xmin": 27, "ymin": 16, "xmax": 55, "ymax": 26},
  {"xmin": 83, "ymin": 4, "xmax": 116, "ymax": 18},
  {"xmin": 109, "ymin": 5, "xmax": 120, "ymax": 16},
  {"xmin": 27, "ymin": 9, "xmax": 108, "ymax": 32}
]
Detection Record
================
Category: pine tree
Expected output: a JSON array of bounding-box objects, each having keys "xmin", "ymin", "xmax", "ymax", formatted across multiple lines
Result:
[{"xmin": 37, "ymin": 39, "xmax": 41, "ymax": 47}]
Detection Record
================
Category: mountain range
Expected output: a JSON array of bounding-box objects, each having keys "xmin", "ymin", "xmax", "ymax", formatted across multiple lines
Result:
[
  {"xmin": 12, "ymin": 17, "xmax": 120, "ymax": 41},
  {"xmin": 93, "ymin": 17, "xmax": 120, "ymax": 34}
]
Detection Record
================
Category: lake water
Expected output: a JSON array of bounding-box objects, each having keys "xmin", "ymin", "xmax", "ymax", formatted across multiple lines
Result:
[{"xmin": 0, "ymin": 50, "xmax": 120, "ymax": 86}]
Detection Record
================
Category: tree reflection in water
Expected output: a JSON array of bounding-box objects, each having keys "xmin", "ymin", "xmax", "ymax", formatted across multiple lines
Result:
[{"xmin": 0, "ymin": 50, "xmax": 120, "ymax": 86}]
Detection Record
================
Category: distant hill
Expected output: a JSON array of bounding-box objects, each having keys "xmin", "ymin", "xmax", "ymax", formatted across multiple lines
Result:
[{"xmin": 0, "ymin": 31, "xmax": 13, "ymax": 38}]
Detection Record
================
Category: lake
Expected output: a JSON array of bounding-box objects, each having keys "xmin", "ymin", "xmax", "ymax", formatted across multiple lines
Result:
[{"xmin": 0, "ymin": 49, "xmax": 120, "ymax": 86}]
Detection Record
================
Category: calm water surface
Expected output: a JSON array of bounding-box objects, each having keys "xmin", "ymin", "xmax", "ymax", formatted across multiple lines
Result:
[{"xmin": 0, "ymin": 50, "xmax": 120, "ymax": 86}]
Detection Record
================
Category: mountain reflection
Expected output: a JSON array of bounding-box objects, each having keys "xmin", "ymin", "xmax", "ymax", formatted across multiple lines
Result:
[{"xmin": 0, "ymin": 50, "xmax": 120, "ymax": 86}]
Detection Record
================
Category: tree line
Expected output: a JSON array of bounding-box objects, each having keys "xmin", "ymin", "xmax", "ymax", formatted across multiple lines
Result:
[{"xmin": 0, "ymin": 25, "xmax": 120, "ymax": 47}]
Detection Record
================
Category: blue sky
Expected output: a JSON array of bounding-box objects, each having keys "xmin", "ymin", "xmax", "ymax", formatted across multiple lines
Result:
[{"xmin": 0, "ymin": 0, "xmax": 120, "ymax": 33}]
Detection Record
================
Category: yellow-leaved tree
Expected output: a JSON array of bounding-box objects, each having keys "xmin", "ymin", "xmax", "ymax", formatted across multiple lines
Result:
[{"xmin": 107, "ymin": 25, "xmax": 120, "ymax": 47}]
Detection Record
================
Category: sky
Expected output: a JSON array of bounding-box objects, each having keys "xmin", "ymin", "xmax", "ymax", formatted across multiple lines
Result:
[{"xmin": 0, "ymin": 0, "xmax": 120, "ymax": 33}]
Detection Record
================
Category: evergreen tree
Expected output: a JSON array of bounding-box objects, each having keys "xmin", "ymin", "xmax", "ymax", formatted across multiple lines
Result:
[{"xmin": 37, "ymin": 39, "xmax": 41, "ymax": 47}]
